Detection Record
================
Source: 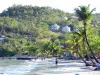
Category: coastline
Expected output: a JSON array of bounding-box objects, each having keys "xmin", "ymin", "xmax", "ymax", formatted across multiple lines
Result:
[
  {"xmin": 0, "ymin": 57, "xmax": 100, "ymax": 75},
  {"xmin": 24, "ymin": 58, "xmax": 100, "ymax": 75}
]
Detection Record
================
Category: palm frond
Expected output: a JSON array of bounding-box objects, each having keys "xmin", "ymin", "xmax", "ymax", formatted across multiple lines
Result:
[
  {"xmin": 90, "ymin": 8, "xmax": 96, "ymax": 13},
  {"xmin": 75, "ymin": 5, "xmax": 95, "ymax": 21}
]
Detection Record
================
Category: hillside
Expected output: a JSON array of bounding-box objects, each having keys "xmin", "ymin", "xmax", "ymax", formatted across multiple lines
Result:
[
  {"xmin": 0, "ymin": 5, "xmax": 100, "ymax": 57},
  {"xmin": 0, "ymin": 5, "xmax": 71, "ymax": 25},
  {"xmin": 0, "ymin": 5, "xmax": 71, "ymax": 56}
]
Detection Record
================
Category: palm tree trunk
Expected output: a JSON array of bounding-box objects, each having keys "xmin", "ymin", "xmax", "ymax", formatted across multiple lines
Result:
[
  {"xmin": 82, "ymin": 36, "xmax": 96, "ymax": 65},
  {"xmin": 77, "ymin": 51, "xmax": 91, "ymax": 66},
  {"xmin": 76, "ymin": 43, "xmax": 91, "ymax": 66},
  {"xmin": 83, "ymin": 24, "xmax": 99, "ymax": 63}
]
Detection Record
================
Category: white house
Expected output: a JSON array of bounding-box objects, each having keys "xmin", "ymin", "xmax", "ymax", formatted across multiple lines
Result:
[
  {"xmin": 62, "ymin": 26, "xmax": 71, "ymax": 32},
  {"xmin": 49, "ymin": 24, "xmax": 60, "ymax": 31}
]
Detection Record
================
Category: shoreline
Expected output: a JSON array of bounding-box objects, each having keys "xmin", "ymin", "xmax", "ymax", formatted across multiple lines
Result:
[
  {"xmin": 24, "ymin": 59, "xmax": 100, "ymax": 75},
  {"xmin": 0, "ymin": 58, "xmax": 100, "ymax": 75}
]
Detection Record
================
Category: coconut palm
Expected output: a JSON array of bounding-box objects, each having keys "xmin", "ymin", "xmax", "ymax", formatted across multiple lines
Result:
[
  {"xmin": 74, "ymin": 5, "xmax": 99, "ymax": 63},
  {"xmin": 73, "ymin": 29, "xmax": 96, "ymax": 66},
  {"xmin": 72, "ymin": 30, "xmax": 89, "ymax": 65}
]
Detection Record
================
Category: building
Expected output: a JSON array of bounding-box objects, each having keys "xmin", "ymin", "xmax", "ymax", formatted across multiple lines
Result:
[{"xmin": 62, "ymin": 26, "xmax": 71, "ymax": 32}]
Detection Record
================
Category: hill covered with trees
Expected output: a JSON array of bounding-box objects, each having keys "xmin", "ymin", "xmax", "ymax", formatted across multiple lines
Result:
[
  {"xmin": 0, "ymin": 5, "xmax": 71, "ymax": 25},
  {"xmin": 0, "ymin": 5, "xmax": 71, "ymax": 56},
  {"xmin": 0, "ymin": 5, "xmax": 100, "ymax": 57}
]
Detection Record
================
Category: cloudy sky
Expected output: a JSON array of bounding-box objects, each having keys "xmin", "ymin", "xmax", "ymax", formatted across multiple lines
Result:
[{"xmin": 0, "ymin": 0, "xmax": 99, "ymax": 13}]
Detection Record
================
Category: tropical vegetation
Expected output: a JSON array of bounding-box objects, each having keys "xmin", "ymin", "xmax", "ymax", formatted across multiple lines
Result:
[{"xmin": 0, "ymin": 4, "xmax": 100, "ymax": 61}]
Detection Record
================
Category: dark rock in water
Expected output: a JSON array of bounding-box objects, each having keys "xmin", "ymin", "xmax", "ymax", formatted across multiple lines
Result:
[
  {"xmin": 16, "ymin": 57, "xmax": 33, "ymax": 60},
  {"xmin": 85, "ymin": 63, "xmax": 92, "ymax": 66}
]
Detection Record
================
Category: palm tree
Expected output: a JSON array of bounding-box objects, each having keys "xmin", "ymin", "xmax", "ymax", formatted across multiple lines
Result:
[
  {"xmin": 74, "ymin": 5, "xmax": 99, "ymax": 63},
  {"xmin": 72, "ymin": 30, "xmax": 88, "ymax": 65},
  {"xmin": 73, "ymin": 30, "xmax": 96, "ymax": 66}
]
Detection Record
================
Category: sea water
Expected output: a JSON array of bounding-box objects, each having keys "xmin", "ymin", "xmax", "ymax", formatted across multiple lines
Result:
[{"xmin": 0, "ymin": 59, "xmax": 37, "ymax": 75}]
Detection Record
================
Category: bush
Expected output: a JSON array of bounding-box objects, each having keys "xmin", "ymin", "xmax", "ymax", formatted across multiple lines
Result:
[{"xmin": 0, "ymin": 47, "xmax": 16, "ymax": 57}]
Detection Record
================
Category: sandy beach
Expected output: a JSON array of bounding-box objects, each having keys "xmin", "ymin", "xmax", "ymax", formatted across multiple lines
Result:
[
  {"xmin": 24, "ymin": 58, "xmax": 100, "ymax": 75},
  {"xmin": 0, "ymin": 58, "xmax": 99, "ymax": 75}
]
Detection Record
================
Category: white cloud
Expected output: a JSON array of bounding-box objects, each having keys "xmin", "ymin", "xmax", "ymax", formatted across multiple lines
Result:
[{"xmin": 0, "ymin": 0, "xmax": 99, "ymax": 13}]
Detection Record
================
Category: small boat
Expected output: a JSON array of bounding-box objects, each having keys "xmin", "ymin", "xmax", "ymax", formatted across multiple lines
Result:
[{"xmin": 16, "ymin": 57, "xmax": 33, "ymax": 60}]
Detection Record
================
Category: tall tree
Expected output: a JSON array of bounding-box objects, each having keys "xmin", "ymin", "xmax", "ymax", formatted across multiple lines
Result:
[
  {"xmin": 72, "ymin": 29, "xmax": 96, "ymax": 66},
  {"xmin": 75, "ymin": 5, "xmax": 99, "ymax": 63}
]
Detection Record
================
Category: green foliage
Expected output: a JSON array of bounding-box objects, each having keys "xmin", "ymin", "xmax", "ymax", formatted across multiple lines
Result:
[
  {"xmin": 0, "ymin": 5, "xmax": 70, "ymax": 25},
  {"xmin": 42, "ymin": 41, "xmax": 62, "ymax": 56},
  {"xmin": 0, "ymin": 4, "xmax": 100, "ymax": 57},
  {"xmin": 75, "ymin": 5, "xmax": 95, "ymax": 22},
  {"xmin": 0, "ymin": 47, "xmax": 16, "ymax": 56},
  {"xmin": 23, "ymin": 45, "xmax": 39, "ymax": 55}
]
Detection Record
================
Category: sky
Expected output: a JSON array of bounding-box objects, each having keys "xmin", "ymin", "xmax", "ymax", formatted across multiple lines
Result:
[{"xmin": 0, "ymin": 0, "xmax": 100, "ymax": 13}]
